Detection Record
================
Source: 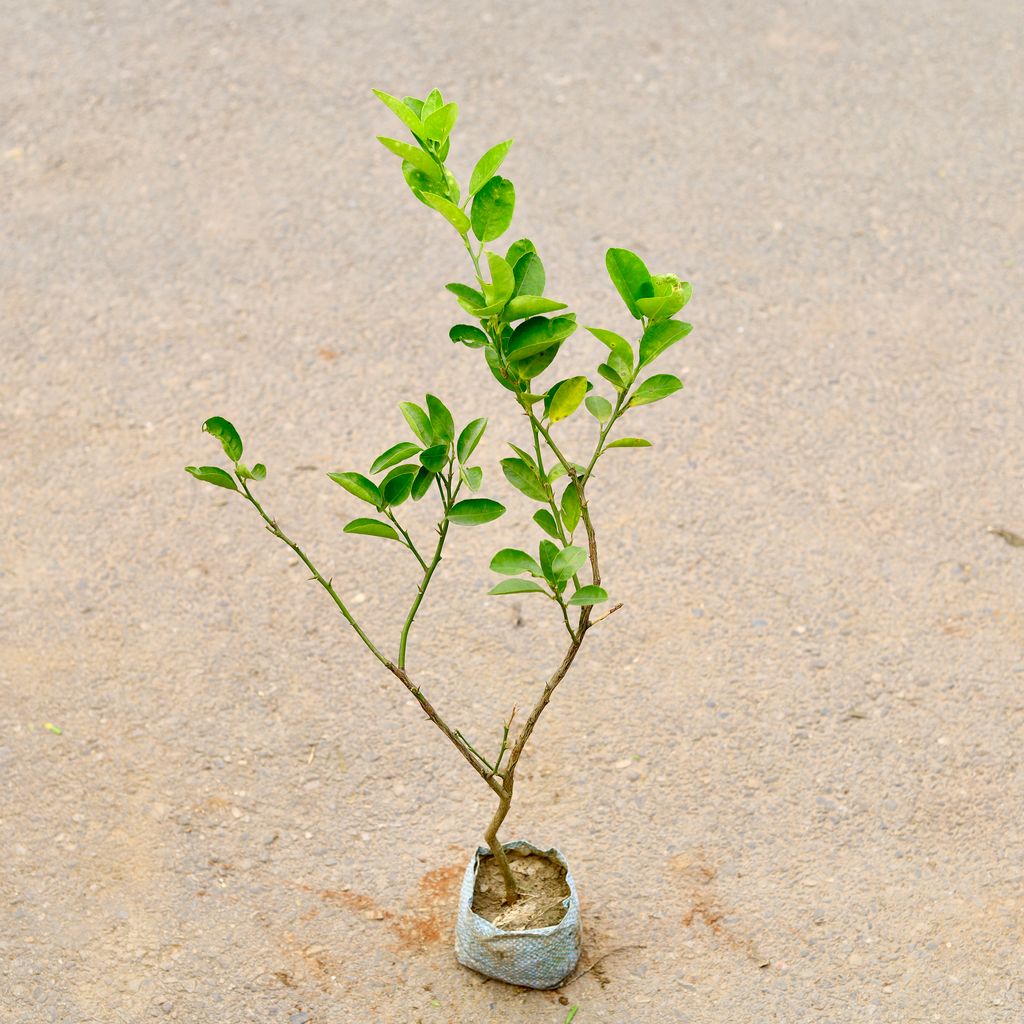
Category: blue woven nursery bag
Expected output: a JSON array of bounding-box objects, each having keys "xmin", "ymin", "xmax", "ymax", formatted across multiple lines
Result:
[{"xmin": 454, "ymin": 839, "xmax": 581, "ymax": 989}]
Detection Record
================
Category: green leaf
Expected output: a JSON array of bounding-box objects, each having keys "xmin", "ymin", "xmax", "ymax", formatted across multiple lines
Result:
[
  {"xmin": 568, "ymin": 585, "xmax": 609, "ymax": 607},
  {"xmin": 506, "ymin": 315, "xmax": 577, "ymax": 362},
  {"xmin": 533, "ymin": 509, "xmax": 561, "ymax": 540},
  {"xmin": 372, "ymin": 88, "xmax": 426, "ymax": 138},
  {"xmin": 327, "ymin": 471, "xmax": 383, "ymax": 507},
  {"xmin": 597, "ymin": 362, "xmax": 626, "ymax": 391},
  {"xmin": 403, "ymin": 161, "xmax": 447, "ymax": 202},
  {"xmin": 420, "ymin": 88, "xmax": 442, "ymax": 119},
  {"xmin": 605, "ymin": 247, "xmax": 653, "ymax": 319},
  {"xmin": 552, "ymin": 545, "xmax": 587, "ymax": 583},
  {"xmin": 501, "ymin": 457, "xmax": 549, "ymax": 502},
  {"xmin": 512, "ymin": 251, "xmax": 545, "ymax": 297},
  {"xmin": 630, "ymin": 374, "xmax": 684, "ymax": 407},
  {"xmin": 636, "ymin": 276, "xmax": 691, "ymax": 320},
  {"xmin": 425, "ymin": 394, "xmax": 455, "ymax": 443},
  {"xmin": 502, "ymin": 296, "xmax": 567, "ymax": 321},
  {"xmin": 235, "ymin": 463, "xmax": 255, "ymax": 480},
  {"xmin": 584, "ymin": 326, "xmax": 630, "ymax": 351},
  {"xmin": 606, "ymin": 437, "xmax": 652, "ymax": 448},
  {"xmin": 561, "ymin": 482, "xmax": 581, "ymax": 533},
  {"xmin": 402, "ymin": 95, "xmax": 424, "ymax": 117},
  {"xmin": 467, "ymin": 298, "xmax": 508, "ymax": 317},
  {"xmin": 516, "ymin": 343, "xmax": 563, "ymax": 381},
  {"xmin": 377, "ymin": 137, "xmax": 441, "ymax": 180},
  {"xmin": 343, "ymin": 517, "xmax": 401, "ymax": 541},
  {"xmin": 251, "ymin": 463, "xmax": 267, "ymax": 480},
  {"xmin": 635, "ymin": 292, "xmax": 680, "ymax": 320},
  {"xmin": 548, "ymin": 376, "xmax": 589, "ymax": 423},
  {"xmin": 443, "ymin": 167, "xmax": 460, "ymax": 205},
  {"xmin": 585, "ymin": 325, "xmax": 630, "ymax": 382},
  {"xmin": 639, "ymin": 320, "xmax": 692, "ymax": 369},
  {"xmin": 202, "ymin": 417, "xmax": 243, "ymax": 462},
  {"xmin": 447, "ymin": 498, "xmax": 506, "ymax": 526},
  {"xmin": 585, "ymin": 394, "xmax": 613, "ymax": 423},
  {"xmin": 415, "ymin": 190, "xmax": 470, "ymax": 235},
  {"xmin": 507, "ymin": 237, "xmax": 536, "ymax": 269},
  {"xmin": 450, "ymin": 323, "xmax": 489, "ymax": 347},
  {"xmin": 185, "ymin": 465, "xmax": 238, "ymax": 491},
  {"xmin": 506, "ymin": 237, "xmax": 536, "ymax": 265},
  {"xmin": 469, "ymin": 139, "xmax": 513, "ymax": 197},
  {"xmin": 489, "ymin": 579, "xmax": 550, "ymax": 596},
  {"xmin": 381, "ymin": 464, "xmax": 418, "ymax": 506},
  {"xmin": 490, "ymin": 548, "xmax": 544, "ymax": 576},
  {"xmin": 371, "ymin": 441, "xmax": 422, "ymax": 474},
  {"xmin": 446, "ymin": 282, "xmax": 486, "ymax": 315},
  {"xmin": 421, "ymin": 101, "xmax": 458, "ymax": 142},
  {"xmin": 506, "ymin": 442, "xmax": 539, "ymax": 471},
  {"xmin": 539, "ymin": 539, "xmax": 559, "ymax": 584},
  {"xmin": 460, "ymin": 465, "xmax": 483, "ymax": 491},
  {"xmin": 586, "ymin": 327, "xmax": 633, "ymax": 385},
  {"xmin": 547, "ymin": 460, "xmax": 582, "ymax": 483},
  {"xmin": 411, "ymin": 465, "xmax": 435, "ymax": 501},
  {"xmin": 457, "ymin": 417, "xmax": 487, "ymax": 464},
  {"xmin": 483, "ymin": 251, "xmax": 515, "ymax": 306},
  {"xmin": 399, "ymin": 401, "xmax": 434, "ymax": 446},
  {"xmin": 608, "ymin": 342, "xmax": 634, "ymax": 386},
  {"xmin": 471, "ymin": 176, "xmax": 515, "ymax": 243},
  {"xmin": 419, "ymin": 444, "xmax": 449, "ymax": 472},
  {"xmin": 446, "ymin": 282, "xmax": 484, "ymax": 304}
]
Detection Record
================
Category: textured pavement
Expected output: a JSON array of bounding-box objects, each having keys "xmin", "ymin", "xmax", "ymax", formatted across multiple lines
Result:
[{"xmin": 2, "ymin": 2, "xmax": 1023, "ymax": 1021}]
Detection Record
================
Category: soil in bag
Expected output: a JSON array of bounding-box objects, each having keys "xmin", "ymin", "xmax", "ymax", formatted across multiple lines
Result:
[{"xmin": 471, "ymin": 849, "xmax": 570, "ymax": 931}]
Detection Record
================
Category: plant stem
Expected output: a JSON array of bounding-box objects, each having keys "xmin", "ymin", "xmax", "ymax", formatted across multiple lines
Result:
[
  {"xmin": 383, "ymin": 508, "xmax": 428, "ymax": 571},
  {"xmin": 392, "ymin": 664, "xmax": 505, "ymax": 798},
  {"xmin": 529, "ymin": 413, "xmax": 602, "ymax": 634},
  {"xmin": 527, "ymin": 414, "xmax": 569, "ymax": 544},
  {"xmin": 454, "ymin": 730, "xmax": 495, "ymax": 773},
  {"xmin": 237, "ymin": 480, "xmax": 503, "ymax": 798},
  {"xmin": 463, "ymin": 237, "xmax": 485, "ymax": 289},
  {"xmin": 398, "ymin": 464, "xmax": 461, "ymax": 669},
  {"xmin": 484, "ymin": 787, "xmax": 517, "ymax": 902},
  {"xmin": 555, "ymin": 592, "xmax": 578, "ymax": 641},
  {"xmin": 489, "ymin": 620, "xmax": 593, "ymax": 903},
  {"xmin": 239, "ymin": 481, "xmax": 391, "ymax": 669}
]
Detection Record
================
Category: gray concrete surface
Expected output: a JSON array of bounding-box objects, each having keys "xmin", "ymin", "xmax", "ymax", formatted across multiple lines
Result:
[{"xmin": 2, "ymin": 2, "xmax": 1022, "ymax": 1021}]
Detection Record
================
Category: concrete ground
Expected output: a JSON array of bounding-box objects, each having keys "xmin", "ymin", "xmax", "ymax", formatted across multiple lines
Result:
[{"xmin": 2, "ymin": 2, "xmax": 1022, "ymax": 1021}]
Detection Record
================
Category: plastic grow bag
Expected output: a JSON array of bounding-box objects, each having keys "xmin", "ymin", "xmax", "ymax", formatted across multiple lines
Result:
[{"xmin": 454, "ymin": 839, "xmax": 581, "ymax": 989}]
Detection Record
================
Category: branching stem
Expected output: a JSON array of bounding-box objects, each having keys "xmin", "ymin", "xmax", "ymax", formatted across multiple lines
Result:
[
  {"xmin": 383, "ymin": 508, "xmax": 428, "ymax": 571},
  {"xmin": 398, "ymin": 464, "xmax": 461, "ymax": 669},
  {"xmin": 236, "ymin": 479, "xmax": 503, "ymax": 802}
]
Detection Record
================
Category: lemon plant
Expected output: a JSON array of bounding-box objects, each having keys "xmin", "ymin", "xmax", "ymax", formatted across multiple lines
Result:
[{"xmin": 186, "ymin": 88, "xmax": 692, "ymax": 905}]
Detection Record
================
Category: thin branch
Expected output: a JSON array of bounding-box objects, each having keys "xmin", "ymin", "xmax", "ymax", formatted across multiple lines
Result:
[
  {"xmin": 383, "ymin": 508, "xmax": 428, "ymax": 571},
  {"xmin": 589, "ymin": 601, "xmax": 624, "ymax": 627},
  {"xmin": 493, "ymin": 708, "xmax": 516, "ymax": 776},
  {"xmin": 398, "ymin": 463, "xmax": 462, "ymax": 669},
  {"xmin": 554, "ymin": 592, "xmax": 579, "ymax": 641},
  {"xmin": 455, "ymin": 730, "xmax": 495, "ymax": 773},
  {"xmin": 529, "ymin": 415, "xmax": 569, "ymax": 545},
  {"xmin": 237, "ymin": 479, "xmax": 502, "ymax": 798},
  {"xmin": 504, "ymin": 628, "xmax": 585, "ymax": 783},
  {"xmin": 392, "ymin": 664, "xmax": 504, "ymax": 797},
  {"xmin": 239, "ymin": 481, "xmax": 391, "ymax": 669}
]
